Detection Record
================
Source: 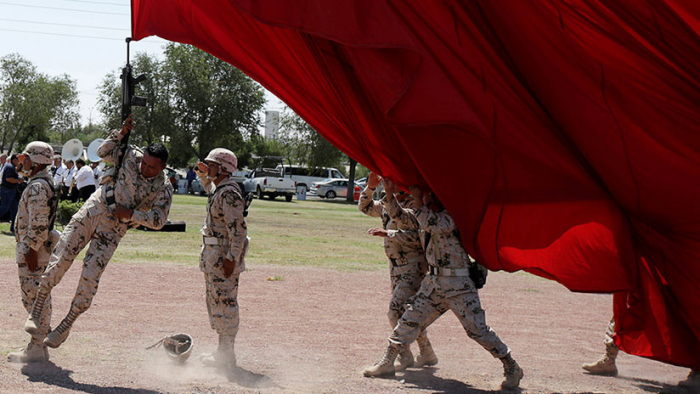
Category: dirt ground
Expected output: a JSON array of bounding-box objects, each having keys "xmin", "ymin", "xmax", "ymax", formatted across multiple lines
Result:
[{"xmin": 0, "ymin": 260, "xmax": 692, "ymax": 394}]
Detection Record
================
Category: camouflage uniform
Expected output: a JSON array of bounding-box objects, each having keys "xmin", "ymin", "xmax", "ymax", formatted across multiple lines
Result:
[
  {"xmin": 389, "ymin": 206, "xmax": 509, "ymax": 356},
  {"xmin": 14, "ymin": 170, "xmax": 54, "ymax": 348},
  {"xmin": 32, "ymin": 129, "xmax": 173, "ymax": 346},
  {"xmin": 200, "ymin": 176, "xmax": 248, "ymax": 342},
  {"xmin": 359, "ymin": 187, "xmax": 427, "ymax": 330},
  {"xmin": 364, "ymin": 206, "xmax": 522, "ymax": 389}
]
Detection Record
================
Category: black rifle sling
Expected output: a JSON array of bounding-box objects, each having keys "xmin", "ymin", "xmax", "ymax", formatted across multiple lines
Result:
[{"xmin": 27, "ymin": 177, "xmax": 59, "ymax": 231}]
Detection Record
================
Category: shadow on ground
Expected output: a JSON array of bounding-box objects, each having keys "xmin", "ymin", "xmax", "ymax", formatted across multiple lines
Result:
[
  {"xmin": 226, "ymin": 365, "xmax": 280, "ymax": 389},
  {"xmin": 619, "ymin": 375, "xmax": 688, "ymax": 394},
  {"xmin": 22, "ymin": 361, "xmax": 162, "ymax": 394},
  {"xmin": 399, "ymin": 367, "xmax": 509, "ymax": 394}
]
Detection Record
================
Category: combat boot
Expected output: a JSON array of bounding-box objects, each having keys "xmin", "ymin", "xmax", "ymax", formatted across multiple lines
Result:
[
  {"xmin": 7, "ymin": 340, "xmax": 49, "ymax": 363},
  {"xmin": 582, "ymin": 344, "xmax": 618, "ymax": 376},
  {"xmin": 500, "ymin": 353, "xmax": 524, "ymax": 390},
  {"xmin": 24, "ymin": 288, "xmax": 49, "ymax": 335},
  {"xmin": 415, "ymin": 334, "xmax": 438, "ymax": 367},
  {"xmin": 44, "ymin": 309, "xmax": 79, "ymax": 348},
  {"xmin": 363, "ymin": 342, "xmax": 402, "ymax": 378},
  {"xmin": 679, "ymin": 369, "xmax": 700, "ymax": 388},
  {"xmin": 394, "ymin": 347, "xmax": 414, "ymax": 371},
  {"xmin": 201, "ymin": 335, "xmax": 236, "ymax": 368}
]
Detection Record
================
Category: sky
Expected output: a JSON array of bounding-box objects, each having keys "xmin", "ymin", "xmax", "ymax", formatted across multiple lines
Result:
[{"xmin": 0, "ymin": 0, "xmax": 285, "ymax": 128}]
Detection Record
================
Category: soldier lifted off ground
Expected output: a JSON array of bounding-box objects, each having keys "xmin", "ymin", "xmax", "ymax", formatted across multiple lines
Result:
[
  {"xmin": 362, "ymin": 185, "xmax": 524, "ymax": 390},
  {"xmin": 359, "ymin": 172, "xmax": 435, "ymax": 371},
  {"xmin": 195, "ymin": 148, "xmax": 249, "ymax": 370},
  {"xmin": 25, "ymin": 116, "xmax": 173, "ymax": 348},
  {"xmin": 8, "ymin": 142, "xmax": 59, "ymax": 363}
]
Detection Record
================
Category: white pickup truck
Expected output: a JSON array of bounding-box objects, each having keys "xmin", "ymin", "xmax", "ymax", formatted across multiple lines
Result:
[{"xmin": 242, "ymin": 168, "xmax": 297, "ymax": 202}]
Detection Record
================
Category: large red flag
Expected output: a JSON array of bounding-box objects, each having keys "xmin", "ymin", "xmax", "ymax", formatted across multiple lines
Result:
[{"xmin": 132, "ymin": 0, "xmax": 700, "ymax": 369}]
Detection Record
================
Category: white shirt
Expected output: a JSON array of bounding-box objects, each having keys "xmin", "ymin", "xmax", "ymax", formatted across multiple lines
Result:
[
  {"xmin": 0, "ymin": 162, "xmax": 5, "ymax": 186},
  {"xmin": 92, "ymin": 167, "xmax": 103, "ymax": 182},
  {"xmin": 53, "ymin": 163, "xmax": 67, "ymax": 186},
  {"xmin": 63, "ymin": 166, "xmax": 77, "ymax": 186},
  {"xmin": 75, "ymin": 165, "xmax": 96, "ymax": 189}
]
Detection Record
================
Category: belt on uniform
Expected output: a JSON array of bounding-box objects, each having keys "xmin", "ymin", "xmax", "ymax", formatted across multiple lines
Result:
[
  {"xmin": 203, "ymin": 236, "xmax": 230, "ymax": 246},
  {"xmin": 428, "ymin": 265, "xmax": 470, "ymax": 277},
  {"xmin": 390, "ymin": 255, "xmax": 426, "ymax": 267}
]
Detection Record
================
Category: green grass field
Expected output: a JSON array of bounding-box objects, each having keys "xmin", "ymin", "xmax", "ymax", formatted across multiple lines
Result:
[{"xmin": 0, "ymin": 194, "xmax": 386, "ymax": 271}]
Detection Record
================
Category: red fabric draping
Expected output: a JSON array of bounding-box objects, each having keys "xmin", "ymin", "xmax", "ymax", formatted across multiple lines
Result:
[{"xmin": 131, "ymin": 0, "xmax": 700, "ymax": 369}]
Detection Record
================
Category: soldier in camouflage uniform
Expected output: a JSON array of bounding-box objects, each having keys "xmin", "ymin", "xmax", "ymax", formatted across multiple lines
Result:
[
  {"xmin": 359, "ymin": 173, "xmax": 435, "ymax": 371},
  {"xmin": 583, "ymin": 317, "xmax": 700, "ymax": 388},
  {"xmin": 8, "ymin": 142, "xmax": 59, "ymax": 363},
  {"xmin": 195, "ymin": 148, "xmax": 248, "ymax": 370},
  {"xmin": 363, "ymin": 185, "xmax": 524, "ymax": 390},
  {"xmin": 25, "ymin": 116, "xmax": 173, "ymax": 348}
]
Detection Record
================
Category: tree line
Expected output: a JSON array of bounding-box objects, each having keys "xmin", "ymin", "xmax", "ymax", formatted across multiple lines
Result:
[{"xmin": 1, "ymin": 45, "xmax": 368, "ymax": 190}]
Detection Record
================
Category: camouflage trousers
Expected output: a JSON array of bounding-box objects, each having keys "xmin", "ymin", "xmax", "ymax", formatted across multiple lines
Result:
[
  {"xmin": 16, "ymin": 242, "xmax": 52, "ymax": 341},
  {"xmin": 389, "ymin": 269, "xmax": 427, "ymax": 335},
  {"xmin": 604, "ymin": 317, "xmax": 617, "ymax": 349},
  {"xmin": 389, "ymin": 276, "xmax": 509, "ymax": 358},
  {"xmin": 201, "ymin": 246, "xmax": 241, "ymax": 339},
  {"xmin": 39, "ymin": 205, "xmax": 126, "ymax": 318}
]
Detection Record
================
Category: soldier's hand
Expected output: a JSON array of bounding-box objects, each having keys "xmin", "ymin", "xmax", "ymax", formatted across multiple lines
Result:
[
  {"xmin": 25, "ymin": 248, "xmax": 39, "ymax": 272},
  {"xmin": 223, "ymin": 258, "xmax": 235, "ymax": 278},
  {"xmin": 384, "ymin": 179, "xmax": 395, "ymax": 198},
  {"xmin": 409, "ymin": 185, "xmax": 424, "ymax": 208},
  {"xmin": 367, "ymin": 228, "xmax": 389, "ymax": 238},
  {"xmin": 121, "ymin": 114, "xmax": 135, "ymax": 136},
  {"xmin": 367, "ymin": 172, "xmax": 381, "ymax": 189},
  {"xmin": 113, "ymin": 205, "xmax": 134, "ymax": 220}
]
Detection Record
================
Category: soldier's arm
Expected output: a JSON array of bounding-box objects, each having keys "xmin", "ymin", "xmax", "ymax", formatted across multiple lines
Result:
[
  {"xmin": 96, "ymin": 129, "xmax": 126, "ymax": 164},
  {"xmin": 24, "ymin": 182, "xmax": 52, "ymax": 251},
  {"xmin": 386, "ymin": 228, "xmax": 421, "ymax": 244},
  {"xmin": 415, "ymin": 206, "xmax": 457, "ymax": 234},
  {"xmin": 358, "ymin": 186, "xmax": 382, "ymax": 217},
  {"xmin": 130, "ymin": 184, "xmax": 173, "ymax": 230},
  {"xmin": 386, "ymin": 198, "xmax": 419, "ymax": 229},
  {"xmin": 221, "ymin": 190, "xmax": 247, "ymax": 263}
]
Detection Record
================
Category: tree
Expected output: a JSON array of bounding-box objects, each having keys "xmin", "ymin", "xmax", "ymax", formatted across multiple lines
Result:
[
  {"xmin": 96, "ymin": 44, "xmax": 266, "ymax": 167},
  {"xmin": 275, "ymin": 109, "xmax": 360, "ymax": 201},
  {"xmin": 277, "ymin": 109, "xmax": 344, "ymax": 169},
  {"xmin": 163, "ymin": 43, "xmax": 265, "ymax": 166},
  {"xmin": 97, "ymin": 52, "xmax": 171, "ymax": 148},
  {"xmin": 0, "ymin": 54, "xmax": 79, "ymax": 152}
]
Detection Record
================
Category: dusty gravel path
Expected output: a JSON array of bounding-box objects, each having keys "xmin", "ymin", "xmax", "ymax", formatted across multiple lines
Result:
[{"xmin": 0, "ymin": 260, "xmax": 690, "ymax": 393}]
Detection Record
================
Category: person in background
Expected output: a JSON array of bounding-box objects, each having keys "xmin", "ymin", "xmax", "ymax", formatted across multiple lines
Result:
[
  {"xmin": 0, "ymin": 154, "xmax": 24, "ymax": 233},
  {"xmin": 74, "ymin": 159, "xmax": 96, "ymax": 202},
  {"xmin": 187, "ymin": 166, "xmax": 197, "ymax": 194}
]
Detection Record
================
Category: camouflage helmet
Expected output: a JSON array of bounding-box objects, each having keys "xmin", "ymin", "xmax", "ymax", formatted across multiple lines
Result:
[
  {"xmin": 22, "ymin": 141, "xmax": 54, "ymax": 165},
  {"xmin": 204, "ymin": 148, "xmax": 237, "ymax": 173}
]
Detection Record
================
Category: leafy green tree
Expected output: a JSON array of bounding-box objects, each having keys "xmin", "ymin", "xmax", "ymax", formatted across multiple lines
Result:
[
  {"xmin": 277, "ymin": 109, "xmax": 344, "ymax": 170},
  {"xmin": 0, "ymin": 54, "xmax": 79, "ymax": 152},
  {"xmin": 97, "ymin": 52, "xmax": 170, "ymax": 148},
  {"xmin": 163, "ymin": 43, "xmax": 265, "ymax": 166},
  {"xmin": 97, "ymin": 44, "xmax": 265, "ymax": 167}
]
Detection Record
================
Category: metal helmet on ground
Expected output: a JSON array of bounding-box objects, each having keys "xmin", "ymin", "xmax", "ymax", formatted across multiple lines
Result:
[
  {"xmin": 22, "ymin": 141, "xmax": 54, "ymax": 165},
  {"xmin": 147, "ymin": 333, "xmax": 194, "ymax": 363},
  {"xmin": 204, "ymin": 148, "xmax": 237, "ymax": 173}
]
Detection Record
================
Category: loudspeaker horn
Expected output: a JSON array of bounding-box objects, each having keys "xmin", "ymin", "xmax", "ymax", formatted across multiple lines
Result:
[{"xmin": 61, "ymin": 139, "xmax": 84, "ymax": 162}]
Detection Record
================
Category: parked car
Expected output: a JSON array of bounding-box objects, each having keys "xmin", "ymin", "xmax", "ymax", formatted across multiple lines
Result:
[
  {"xmin": 243, "ymin": 168, "xmax": 297, "ymax": 201},
  {"xmin": 316, "ymin": 178, "xmax": 361, "ymax": 199},
  {"xmin": 276, "ymin": 165, "xmax": 344, "ymax": 193}
]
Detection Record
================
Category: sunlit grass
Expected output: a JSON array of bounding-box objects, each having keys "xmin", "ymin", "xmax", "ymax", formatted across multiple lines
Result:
[{"xmin": 0, "ymin": 194, "xmax": 386, "ymax": 271}]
